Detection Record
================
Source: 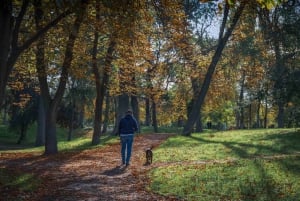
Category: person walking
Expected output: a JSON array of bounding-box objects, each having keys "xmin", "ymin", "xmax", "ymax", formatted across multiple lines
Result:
[{"xmin": 118, "ymin": 109, "xmax": 138, "ymax": 166}]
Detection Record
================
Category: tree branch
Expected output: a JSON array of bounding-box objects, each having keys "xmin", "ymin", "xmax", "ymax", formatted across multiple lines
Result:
[{"xmin": 15, "ymin": 9, "xmax": 72, "ymax": 58}]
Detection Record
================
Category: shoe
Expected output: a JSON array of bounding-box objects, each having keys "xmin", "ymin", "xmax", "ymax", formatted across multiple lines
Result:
[{"xmin": 125, "ymin": 163, "xmax": 130, "ymax": 166}]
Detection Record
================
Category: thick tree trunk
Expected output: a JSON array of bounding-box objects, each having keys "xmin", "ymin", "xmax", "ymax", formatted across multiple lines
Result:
[
  {"xmin": 35, "ymin": 96, "xmax": 45, "ymax": 146},
  {"xmin": 44, "ymin": 108, "xmax": 58, "ymax": 154},
  {"xmin": 0, "ymin": 1, "xmax": 13, "ymax": 108},
  {"xmin": 92, "ymin": 31, "xmax": 102, "ymax": 145},
  {"xmin": 190, "ymin": 75, "xmax": 202, "ymax": 132},
  {"xmin": 92, "ymin": 32, "xmax": 116, "ymax": 144},
  {"xmin": 277, "ymin": 102, "xmax": 285, "ymax": 128},
  {"xmin": 183, "ymin": 2, "xmax": 246, "ymax": 135},
  {"xmin": 195, "ymin": 114, "xmax": 203, "ymax": 132},
  {"xmin": 112, "ymin": 94, "xmax": 130, "ymax": 135},
  {"xmin": 34, "ymin": 1, "xmax": 87, "ymax": 154}
]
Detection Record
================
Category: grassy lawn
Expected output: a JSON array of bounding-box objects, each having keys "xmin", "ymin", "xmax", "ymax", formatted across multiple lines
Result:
[{"xmin": 149, "ymin": 128, "xmax": 300, "ymax": 201}]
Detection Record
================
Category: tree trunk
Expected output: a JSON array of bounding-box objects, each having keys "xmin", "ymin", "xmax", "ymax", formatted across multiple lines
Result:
[
  {"xmin": 238, "ymin": 70, "xmax": 246, "ymax": 128},
  {"xmin": 92, "ymin": 28, "xmax": 116, "ymax": 144},
  {"xmin": 264, "ymin": 95, "xmax": 268, "ymax": 128},
  {"xmin": 145, "ymin": 98, "xmax": 151, "ymax": 126},
  {"xmin": 112, "ymin": 94, "xmax": 130, "ymax": 135},
  {"xmin": 92, "ymin": 30, "xmax": 102, "ymax": 145},
  {"xmin": 152, "ymin": 100, "xmax": 158, "ymax": 133},
  {"xmin": 190, "ymin": 74, "xmax": 202, "ymax": 132},
  {"xmin": 183, "ymin": 2, "xmax": 246, "ymax": 135},
  {"xmin": 0, "ymin": 1, "xmax": 13, "ymax": 108},
  {"xmin": 131, "ymin": 95, "xmax": 139, "ymax": 132},
  {"xmin": 44, "ymin": 107, "xmax": 58, "ymax": 154},
  {"xmin": 67, "ymin": 103, "xmax": 74, "ymax": 141},
  {"xmin": 34, "ymin": 0, "xmax": 47, "ymax": 147},
  {"xmin": 78, "ymin": 102, "xmax": 85, "ymax": 128},
  {"xmin": 102, "ymin": 92, "xmax": 110, "ymax": 134},
  {"xmin": 256, "ymin": 100, "xmax": 261, "ymax": 128},
  {"xmin": 277, "ymin": 102, "xmax": 285, "ymax": 128},
  {"xmin": 35, "ymin": 96, "xmax": 45, "ymax": 146},
  {"xmin": 248, "ymin": 104, "xmax": 252, "ymax": 128},
  {"xmin": 195, "ymin": 114, "xmax": 203, "ymax": 132},
  {"xmin": 17, "ymin": 122, "xmax": 27, "ymax": 144},
  {"xmin": 34, "ymin": 1, "xmax": 87, "ymax": 154}
]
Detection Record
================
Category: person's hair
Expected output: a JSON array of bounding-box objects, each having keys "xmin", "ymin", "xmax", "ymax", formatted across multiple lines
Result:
[{"xmin": 126, "ymin": 110, "xmax": 133, "ymax": 115}]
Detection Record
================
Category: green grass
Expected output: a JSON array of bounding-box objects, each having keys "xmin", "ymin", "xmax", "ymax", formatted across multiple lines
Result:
[
  {"xmin": 149, "ymin": 128, "xmax": 300, "ymax": 201},
  {"xmin": 0, "ymin": 168, "xmax": 40, "ymax": 192}
]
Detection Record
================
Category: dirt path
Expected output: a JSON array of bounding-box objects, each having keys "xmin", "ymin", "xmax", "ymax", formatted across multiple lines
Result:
[{"xmin": 0, "ymin": 134, "xmax": 179, "ymax": 201}]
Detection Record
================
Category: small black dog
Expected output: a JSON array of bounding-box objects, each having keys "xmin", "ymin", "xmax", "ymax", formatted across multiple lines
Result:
[{"xmin": 145, "ymin": 146, "xmax": 153, "ymax": 165}]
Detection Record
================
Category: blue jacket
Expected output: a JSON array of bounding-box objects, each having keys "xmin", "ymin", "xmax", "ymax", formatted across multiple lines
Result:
[{"xmin": 118, "ymin": 114, "xmax": 138, "ymax": 135}]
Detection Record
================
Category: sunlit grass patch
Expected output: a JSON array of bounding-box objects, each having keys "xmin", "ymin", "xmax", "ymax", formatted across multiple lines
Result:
[
  {"xmin": 154, "ymin": 129, "xmax": 300, "ymax": 162},
  {"xmin": 149, "ymin": 156, "xmax": 300, "ymax": 201},
  {"xmin": 150, "ymin": 129, "xmax": 300, "ymax": 200}
]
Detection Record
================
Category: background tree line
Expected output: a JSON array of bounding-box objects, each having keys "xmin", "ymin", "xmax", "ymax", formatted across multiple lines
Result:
[{"xmin": 0, "ymin": 0, "xmax": 299, "ymax": 154}]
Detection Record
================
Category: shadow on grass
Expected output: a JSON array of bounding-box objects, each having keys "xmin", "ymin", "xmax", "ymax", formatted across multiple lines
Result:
[
  {"xmin": 166, "ymin": 130, "xmax": 300, "ymax": 158},
  {"xmin": 236, "ymin": 158, "xmax": 300, "ymax": 201}
]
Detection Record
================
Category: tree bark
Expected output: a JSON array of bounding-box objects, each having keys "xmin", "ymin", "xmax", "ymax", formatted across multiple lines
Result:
[
  {"xmin": 237, "ymin": 70, "xmax": 246, "ymax": 128},
  {"xmin": 92, "ymin": 31, "xmax": 116, "ymax": 144},
  {"xmin": 112, "ymin": 94, "xmax": 130, "ymax": 135},
  {"xmin": 102, "ymin": 92, "xmax": 110, "ymax": 134},
  {"xmin": 0, "ymin": 1, "xmax": 14, "ymax": 108},
  {"xmin": 131, "ymin": 95, "xmax": 140, "ymax": 132},
  {"xmin": 92, "ymin": 30, "xmax": 102, "ymax": 145},
  {"xmin": 152, "ymin": 100, "xmax": 158, "ymax": 133},
  {"xmin": 145, "ymin": 98, "xmax": 151, "ymax": 126},
  {"xmin": 35, "ymin": 96, "xmax": 45, "ymax": 146},
  {"xmin": 264, "ymin": 94, "xmax": 268, "ymax": 128}
]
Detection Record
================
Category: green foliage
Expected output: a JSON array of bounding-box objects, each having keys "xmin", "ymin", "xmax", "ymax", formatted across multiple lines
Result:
[{"xmin": 150, "ymin": 128, "xmax": 300, "ymax": 200}]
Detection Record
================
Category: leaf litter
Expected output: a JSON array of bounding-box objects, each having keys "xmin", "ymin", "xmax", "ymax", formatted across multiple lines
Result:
[{"xmin": 0, "ymin": 134, "xmax": 179, "ymax": 201}]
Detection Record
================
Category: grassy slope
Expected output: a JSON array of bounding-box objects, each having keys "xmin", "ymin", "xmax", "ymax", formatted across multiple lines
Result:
[{"xmin": 150, "ymin": 129, "xmax": 300, "ymax": 201}]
